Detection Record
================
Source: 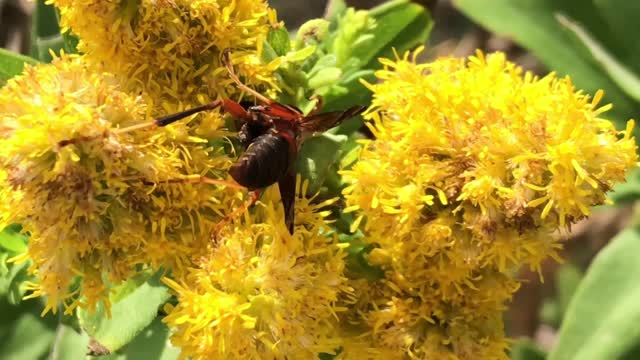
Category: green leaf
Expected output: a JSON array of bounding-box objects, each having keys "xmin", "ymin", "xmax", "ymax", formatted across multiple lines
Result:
[
  {"xmin": 609, "ymin": 167, "xmax": 640, "ymax": 204},
  {"xmin": 359, "ymin": 0, "xmax": 433, "ymax": 69},
  {"xmin": 557, "ymin": 14, "xmax": 640, "ymax": 102},
  {"xmin": 0, "ymin": 225, "xmax": 28, "ymax": 254},
  {"xmin": 0, "ymin": 296, "xmax": 57, "ymax": 360},
  {"xmin": 285, "ymin": 46, "xmax": 316, "ymax": 63},
  {"xmin": 261, "ymin": 40, "xmax": 280, "ymax": 64},
  {"xmin": 308, "ymin": 67, "xmax": 343, "ymax": 90},
  {"xmin": 48, "ymin": 323, "xmax": 91, "ymax": 360},
  {"xmin": 322, "ymin": 69, "xmax": 375, "ymax": 115},
  {"xmin": 78, "ymin": 271, "xmax": 171, "ymax": 353},
  {"xmin": 0, "ymin": 253, "xmax": 7, "ymax": 274},
  {"xmin": 511, "ymin": 338, "xmax": 547, "ymax": 360},
  {"xmin": 31, "ymin": 0, "xmax": 66, "ymax": 63},
  {"xmin": 267, "ymin": 27, "xmax": 291, "ymax": 57},
  {"xmin": 549, "ymin": 227, "xmax": 640, "ymax": 360},
  {"xmin": 321, "ymin": 0, "xmax": 432, "ymax": 114},
  {"xmin": 539, "ymin": 297, "xmax": 561, "ymax": 327},
  {"xmin": 322, "ymin": 134, "xmax": 365, "ymax": 196},
  {"xmin": 89, "ymin": 318, "xmax": 179, "ymax": 360},
  {"xmin": 6, "ymin": 265, "xmax": 31, "ymax": 306},
  {"xmin": 295, "ymin": 133, "xmax": 347, "ymax": 194},
  {"xmin": 330, "ymin": 8, "xmax": 376, "ymax": 68},
  {"xmin": 34, "ymin": 0, "xmax": 61, "ymax": 38},
  {"xmin": 539, "ymin": 261, "xmax": 584, "ymax": 328},
  {"xmin": 334, "ymin": 134, "xmax": 363, "ymax": 169},
  {"xmin": 324, "ymin": 0, "xmax": 348, "ymax": 23},
  {"xmin": 295, "ymin": 19, "xmax": 331, "ymax": 50},
  {"xmin": 0, "ymin": 256, "xmax": 30, "ymax": 304},
  {"xmin": 61, "ymin": 31, "xmax": 80, "ymax": 55},
  {"xmin": 454, "ymin": 0, "xmax": 640, "ymax": 134},
  {"xmin": 0, "ymin": 224, "xmax": 31, "ymax": 304},
  {"xmin": 593, "ymin": 0, "xmax": 640, "ymax": 74},
  {"xmin": 339, "ymin": 231, "xmax": 384, "ymax": 281},
  {"xmin": 32, "ymin": 35, "xmax": 68, "ymax": 63},
  {"xmin": 310, "ymin": 0, "xmax": 431, "ymax": 115},
  {"xmin": 555, "ymin": 261, "xmax": 583, "ymax": 319},
  {"xmin": 0, "ymin": 48, "xmax": 39, "ymax": 86},
  {"xmin": 308, "ymin": 54, "xmax": 338, "ymax": 77},
  {"xmin": 117, "ymin": 318, "xmax": 179, "ymax": 360}
]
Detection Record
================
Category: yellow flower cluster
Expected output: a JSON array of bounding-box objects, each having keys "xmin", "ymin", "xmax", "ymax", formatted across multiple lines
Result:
[
  {"xmin": 341, "ymin": 48, "xmax": 637, "ymax": 358},
  {"xmin": 0, "ymin": 0, "xmax": 281, "ymax": 316},
  {"xmin": 0, "ymin": 55, "xmax": 236, "ymax": 315},
  {"xmin": 50, "ymin": 0, "xmax": 281, "ymax": 103},
  {"xmin": 162, "ymin": 183, "xmax": 352, "ymax": 359}
]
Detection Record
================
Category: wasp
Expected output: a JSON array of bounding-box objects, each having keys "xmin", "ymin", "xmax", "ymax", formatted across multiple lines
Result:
[{"xmin": 115, "ymin": 50, "xmax": 365, "ymax": 233}]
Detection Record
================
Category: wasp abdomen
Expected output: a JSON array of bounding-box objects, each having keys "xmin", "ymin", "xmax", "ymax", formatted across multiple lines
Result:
[{"xmin": 229, "ymin": 133, "xmax": 290, "ymax": 190}]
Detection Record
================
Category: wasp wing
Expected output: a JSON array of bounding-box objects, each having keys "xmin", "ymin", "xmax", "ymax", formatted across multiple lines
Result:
[{"xmin": 299, "ymin": 105, "xmax": 366, "ymax": 134}]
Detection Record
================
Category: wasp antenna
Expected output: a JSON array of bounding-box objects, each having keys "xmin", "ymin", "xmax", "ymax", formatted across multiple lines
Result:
[
  {"xmin": 155, "ymin": 101, "xmax": 222, "ymax": 127},
  {"xmin": 222, "ymin": 49, "xmax": 273, "ymax": 105},
  {"xmin": 114, "ymin": 101, "xmax": 222, "ymax": 135},
  {"xmin": 59, "ymin": 100, "xmax": 221, "ymax": 147}
]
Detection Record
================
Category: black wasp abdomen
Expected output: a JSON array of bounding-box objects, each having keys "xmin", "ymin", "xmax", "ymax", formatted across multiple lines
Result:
[
  {"xmin": 238, "ymin": 118, "xmax": 271, "ymax": 148},
  {"xmin": 229, "ymin": 132, "xmax": 290, "ymax": 190}
]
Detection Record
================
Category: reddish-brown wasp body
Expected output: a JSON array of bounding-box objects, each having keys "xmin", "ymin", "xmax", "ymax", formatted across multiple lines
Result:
[{"xmin": 144, "ymin": 51, "xmax": 366, "ymax": 233}]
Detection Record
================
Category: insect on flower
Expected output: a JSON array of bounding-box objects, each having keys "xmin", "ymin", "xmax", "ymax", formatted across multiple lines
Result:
[{"xmin": 101, "ymin": 50, "xmax": 365, "ymax": 234}]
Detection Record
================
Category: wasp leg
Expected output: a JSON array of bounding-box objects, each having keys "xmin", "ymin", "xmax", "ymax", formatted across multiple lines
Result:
[
  {"xmin": 210, "ymin": 189, "xmax": 262, "ymax": 242},
  {"xmin": 278, "ymin": 172, "xmax": 296, "ymax": 234}
]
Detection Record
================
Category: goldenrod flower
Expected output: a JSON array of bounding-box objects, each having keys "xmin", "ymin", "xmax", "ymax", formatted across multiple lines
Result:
[
  {"xmin": 341, "ymin": 48, "xmax": 637, "ymax": 358},
  {"xmin": 50, "ymin": 0, "xmax": 281, "ymax": 103},
  {"xmin": 163, "ymin": 183, "xmax": 351, "ymax": 359},
  {"xmin": 0, "ymin": 55, "xmax": 235, "ymax": 315}
]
